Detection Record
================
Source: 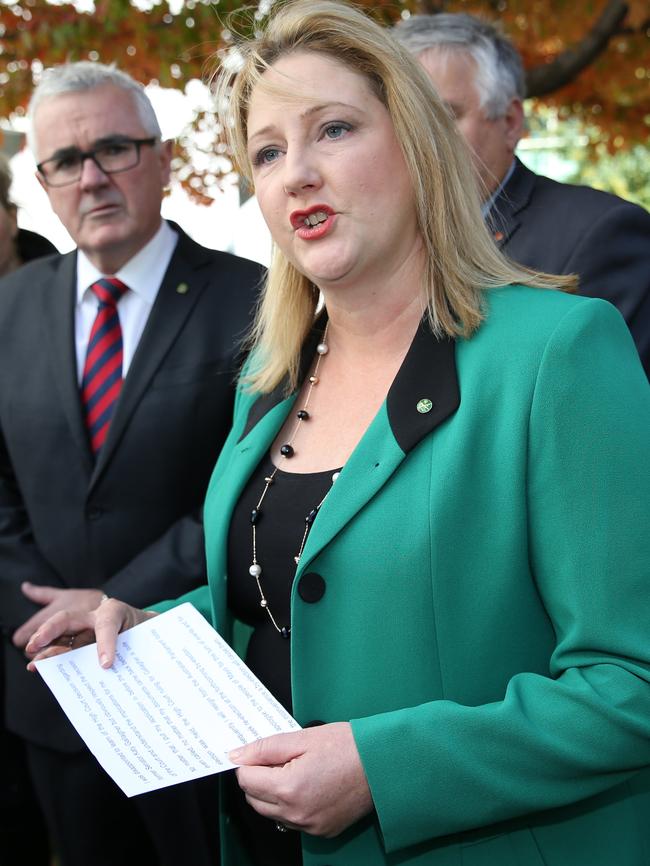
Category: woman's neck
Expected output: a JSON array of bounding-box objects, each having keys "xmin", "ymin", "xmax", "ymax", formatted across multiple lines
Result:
[{"xmin": 323, "ymin": 287, "xmax": 425, "ymax": 367}]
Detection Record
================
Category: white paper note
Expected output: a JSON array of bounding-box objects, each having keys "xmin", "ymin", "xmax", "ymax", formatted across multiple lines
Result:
[{"xmin": 34, "ymin": 603, "xmax": 300, "ymax": 797}]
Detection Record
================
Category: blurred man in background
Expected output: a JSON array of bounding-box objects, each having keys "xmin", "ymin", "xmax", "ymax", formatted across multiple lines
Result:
[{"xmin": 394, "ymin": 13, "xmax": 650, "ymax": 376}]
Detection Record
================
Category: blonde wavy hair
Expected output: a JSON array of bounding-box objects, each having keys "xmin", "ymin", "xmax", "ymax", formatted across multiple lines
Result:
[{"xmin": 212, "ymin": 0, "xmax": 573, "ymax": 393}]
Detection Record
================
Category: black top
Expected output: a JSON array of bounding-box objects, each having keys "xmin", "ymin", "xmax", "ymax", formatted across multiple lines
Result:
[
  {"xmin": 226, "ymin": 454, "xmax": 338, "ymax": 866},
  {"xmin": 16, "ymin": 228, "xmax": 57, "ymax": 264}
]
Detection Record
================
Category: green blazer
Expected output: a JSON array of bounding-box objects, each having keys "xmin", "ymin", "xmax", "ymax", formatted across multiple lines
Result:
[{"xmin": 154, "ymin": 285, "xmax": 650, "ymax": 866}]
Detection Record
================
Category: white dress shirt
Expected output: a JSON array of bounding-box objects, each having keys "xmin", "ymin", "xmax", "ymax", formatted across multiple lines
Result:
[{"xmin": 75, "ymin": 221, "xmax": 179, "ymax": 383}]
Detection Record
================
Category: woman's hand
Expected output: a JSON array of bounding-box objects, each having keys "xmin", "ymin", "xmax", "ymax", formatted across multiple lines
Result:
[
  {"xmin": 13, "ymin": 583, "xmax": 105, "ymax": 649},
  {"xmin": 25, "ymin": 598, "xmax": 156, "ymax": 671},
  {"xmin": 230, "ymin": 722, "xmax": 374, "ymax": 837}
]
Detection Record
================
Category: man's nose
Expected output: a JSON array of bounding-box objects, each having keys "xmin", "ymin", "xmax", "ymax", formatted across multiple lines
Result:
[{"xmin": 78, "ymin": 155, "xmax": 110, "ymax": 189}]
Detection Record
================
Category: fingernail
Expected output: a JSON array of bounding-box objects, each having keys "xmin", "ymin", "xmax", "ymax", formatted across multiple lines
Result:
[
  {"xmin": 100, "ymin": 654, "xmax": 111, "ymax": 668},
  {"xmin": 229, "ymin": 748, "xmax": 243, "ymax": 761}
]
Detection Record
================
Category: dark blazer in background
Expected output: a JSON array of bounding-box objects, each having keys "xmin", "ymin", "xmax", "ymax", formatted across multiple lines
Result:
[
  {"xmin": 0, "ymin": 224, "xmax": 262, "ymax": 751},
  {"xmin": 489, "ymin": 157, "xmax": 650, "ymax": 376},
  {"xmin": 0, "ymin": 224, "xmax": 59, "ymax": 866},
  {"xmin": 16, "ymin": 227, "xmax": 58, "ymax": 263}
]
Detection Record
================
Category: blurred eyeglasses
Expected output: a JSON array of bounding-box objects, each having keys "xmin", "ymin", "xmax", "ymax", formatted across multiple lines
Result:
[{"xmin": 37, "ymin": 137, "xmax": 158, "ymax": 187}]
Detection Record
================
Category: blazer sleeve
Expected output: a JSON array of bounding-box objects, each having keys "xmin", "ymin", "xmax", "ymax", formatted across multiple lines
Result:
[
  {"xmin": 563, "ymin": 200, "xmax": 650, "ymax": 377},
  {"xmin": 0, "ymin": 425, "xmax": 65, "ymax": 630},
  {"xmin": 100, "ymin": 510, "xmax": 207, "ymax": 609},
  {"xmin": 350, "ymin": 301, "xmax": 650, "ymax": 853}
]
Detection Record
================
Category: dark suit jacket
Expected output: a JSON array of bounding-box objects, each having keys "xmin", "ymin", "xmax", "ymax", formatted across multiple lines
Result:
[
  {"xmin": 0, "ymin": 223, "xmax": 262, "ymax": 750},
  {"xmin": 489, "ymin": 157, "xmax": 650, "ymax": 376}
]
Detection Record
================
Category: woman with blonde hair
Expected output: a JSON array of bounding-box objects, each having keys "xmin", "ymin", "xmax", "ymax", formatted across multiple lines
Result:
[{"xmin": 28, "ymin": 2, "xmax": 650, "ymax": 865}]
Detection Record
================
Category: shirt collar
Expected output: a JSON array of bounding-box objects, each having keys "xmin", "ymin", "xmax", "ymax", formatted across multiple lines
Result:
[
  {"xmin": 481, "ymin": 159, "xmax": 516, "ymax": 219},
  {"xmin": 76, "ymin": 220, "xmax": 178, "ymax": 305}
]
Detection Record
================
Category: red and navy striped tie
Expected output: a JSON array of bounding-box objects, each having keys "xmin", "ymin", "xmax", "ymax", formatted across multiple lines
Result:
[{"xmin": 81, "ymin": 278, "xmax": 129, "ymax": 455}]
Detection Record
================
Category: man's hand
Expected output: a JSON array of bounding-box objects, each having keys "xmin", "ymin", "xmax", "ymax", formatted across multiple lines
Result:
[
  {"xmin": 231, "ymin": 722, "xmax": 373, "ymax": 837},
  {"xmin": 12, "ymin": 582, "xmax": 105, "ymax": 649}
]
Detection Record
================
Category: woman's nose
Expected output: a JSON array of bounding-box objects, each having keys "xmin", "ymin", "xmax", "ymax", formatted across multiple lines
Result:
[{"xmin": 281, "ymin": 148, "xmax": 322, "ymax": 197}]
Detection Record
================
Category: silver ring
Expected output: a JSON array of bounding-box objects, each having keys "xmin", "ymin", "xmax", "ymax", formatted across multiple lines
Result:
[
  {"xmin": 275, "ymin": 821, "xmax": 288, "ymax": 833},
  {"xmin": 68, "ymin": 635, "xmax": 75, "ymax": 649}
]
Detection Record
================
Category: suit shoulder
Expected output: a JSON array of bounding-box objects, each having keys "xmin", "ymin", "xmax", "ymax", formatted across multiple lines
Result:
[
  {"xmin": 529, "ymin": 172, "xmax": 648, "ymax": 222},
  {"xmin": 0, "ymin": 252, "xmax": 67, "ymax": 300},
  {"xmin": 206, "ymin": 248, "xmax": 265, "ymax": 280}
]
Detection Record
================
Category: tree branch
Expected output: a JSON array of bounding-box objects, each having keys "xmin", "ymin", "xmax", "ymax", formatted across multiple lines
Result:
[
  {"xmin": 525, "ymin": 0, "xmax": 629, "ymax": 97},
  {"xmin": 412, "ymin": 0, "xmax": 448, "ymax": 13}
]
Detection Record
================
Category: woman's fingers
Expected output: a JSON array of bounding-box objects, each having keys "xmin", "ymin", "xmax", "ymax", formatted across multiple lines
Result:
[
  {"xmin": 25, "ymin": 609, "xmax": 95, "ymax": 657},
  {"xmin": 233, "ymin": 723, "xmax": 374, "ymax": 837},
  {"xmin": 24, "ymin": 601, "xmax": 156, "ymax": 671},
  {"xmin": 26, "ymin": 644, "xmax": 69, "ymax": 670},
  {"xmin": 94, "ymin": 599, "xmax": 129, "ymax": 668},
  {"xmin": 94, "ymin": 601, "xmax": 156, "ymax": 669}
]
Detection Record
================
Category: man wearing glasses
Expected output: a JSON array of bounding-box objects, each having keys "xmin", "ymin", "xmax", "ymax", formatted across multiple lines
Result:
[{"xmin": 0, "ymin": 62, "xmax": 261, "ymax": 866}]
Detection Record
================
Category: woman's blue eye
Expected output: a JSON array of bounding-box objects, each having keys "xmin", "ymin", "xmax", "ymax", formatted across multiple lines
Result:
[
  {"xmin": 256, "ymin": 148, "xmax": 281, "ymax": 166},
  {"xmin": 324, "ymin": 123, "xmax": 350, "ymax": 140}
]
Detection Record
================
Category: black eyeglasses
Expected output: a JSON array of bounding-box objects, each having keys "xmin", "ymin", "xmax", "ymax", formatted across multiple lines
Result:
[{"xmin": 37, "ymin": 137, "xmax": 158, "ymax": 187}]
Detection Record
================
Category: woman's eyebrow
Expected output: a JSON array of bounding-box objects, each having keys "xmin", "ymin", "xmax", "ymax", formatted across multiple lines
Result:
[{"xmin": 248, "ymin": 101, "xmax": 360, "ymax": 144}]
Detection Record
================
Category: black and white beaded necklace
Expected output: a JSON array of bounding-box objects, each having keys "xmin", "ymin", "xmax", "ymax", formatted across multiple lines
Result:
[{"xmin": 248, "ymin": 324, "xmax": 340, "ymax": 639}]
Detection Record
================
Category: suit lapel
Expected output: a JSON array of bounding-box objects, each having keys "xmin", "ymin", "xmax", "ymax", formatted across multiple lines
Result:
[
  {"xmin": 90, "ymin": 230, "xmax": 213, "ymax": 488},
  {"xmin": 488, "ymin": 157, "xmax": 535, "ymax": 249},
  {"xmin": 40, "ymin": 252, "xmax": 94, "ymax": 472}
]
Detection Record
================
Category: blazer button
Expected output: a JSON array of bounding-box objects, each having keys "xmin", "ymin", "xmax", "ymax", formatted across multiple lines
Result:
[
  {"xmin": 298, "ymin": 572, "xmax": 326, "ymax": 603},
  {"xmin": 86, "ymin": 505, "xmax": 104, "ymax": 521}
]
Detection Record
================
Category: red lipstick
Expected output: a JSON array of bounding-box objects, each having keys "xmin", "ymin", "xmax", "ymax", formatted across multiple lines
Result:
[{"xmin": 290, "ymin": 205, "xmax": 336, "ymax": 240}]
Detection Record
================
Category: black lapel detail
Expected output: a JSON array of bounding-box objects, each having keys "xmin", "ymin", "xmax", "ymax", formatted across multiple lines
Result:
[
  {"xmin": 239, "ymin": 314, "xmax": 327, "ymax": 441},
  {"xmin": 41, "ymin": 251, "xmax": 94, "ymax": 470},
  {"xmin": 89, "ymin": 228, "xmax": 210, "ymax": 486},
  {"xmin": 487, "ymin": 157, "xmax": 535, "ymax": 248},
  {"xmin": 386, "ymin": 319, "xmax": 460, "ymax": 454}
]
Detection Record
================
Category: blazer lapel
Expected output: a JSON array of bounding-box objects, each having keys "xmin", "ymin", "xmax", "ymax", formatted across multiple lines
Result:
[
  {"xmin": 90, "ymin": 230, "xmax": 213, "ymax": 487},
  {"xmin": 40, "ymin": 252, "xmax": 94, "ymax": 472},
  {"xmin": 299, "ymin": 323, "xmax": 459, "ymax": 569},
  {"xmin": 242, "ymin": 321, "xmax": 458, "ymax": 574},
  {"xmin": 488, "ymin": 157, "xmax": 535, "ymax": 248},
  {"xmin": 208, "ymin": 321, "xmax": 330, "ymax": 582},
  {"xmin": 212, "ymin": 316, "xmax": 459, "ymax": 594}
]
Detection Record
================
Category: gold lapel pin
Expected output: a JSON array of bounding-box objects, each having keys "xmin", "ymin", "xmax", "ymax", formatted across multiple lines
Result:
[
  {"xmin": 416, "ymin": 398, "xmax": 433, "ymax": 414},
  {"xmin": 176, "ymin": 282, "xmax": 189, "ymax": 294}
]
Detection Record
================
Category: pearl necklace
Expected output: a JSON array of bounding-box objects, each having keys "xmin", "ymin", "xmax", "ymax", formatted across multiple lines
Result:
[{"xmin": 248, "ymin": 324, "xmax": 340, "ymax": 639}]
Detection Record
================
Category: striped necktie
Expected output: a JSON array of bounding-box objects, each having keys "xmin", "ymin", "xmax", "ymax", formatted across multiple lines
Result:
[{"xmin": 81, "ymin": 277, "xmax": 129, "ymax": 455}]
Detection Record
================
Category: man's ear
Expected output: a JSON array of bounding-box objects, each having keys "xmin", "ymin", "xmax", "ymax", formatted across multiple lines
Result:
[
  {"xmin": 503, "ymin": 98, "xmax": 524, "ymax": 152},
  {"xmin": 35, "ymin": 170, "xmax": 48, "ymax": 195}
]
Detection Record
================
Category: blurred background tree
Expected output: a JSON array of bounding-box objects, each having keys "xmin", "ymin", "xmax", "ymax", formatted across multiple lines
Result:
[{"xmin": 0, "ymin": 0, "xmax": 648, "ymax": 206}]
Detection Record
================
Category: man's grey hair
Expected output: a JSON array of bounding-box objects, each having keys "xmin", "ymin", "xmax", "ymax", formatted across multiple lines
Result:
[
  {"xmin": 393, "ymin": 13, "xmax": 525, "ymax": 119},
  {"xmin": 27, "ymin": 61, "xmax": 162, "ymax": 158}
]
